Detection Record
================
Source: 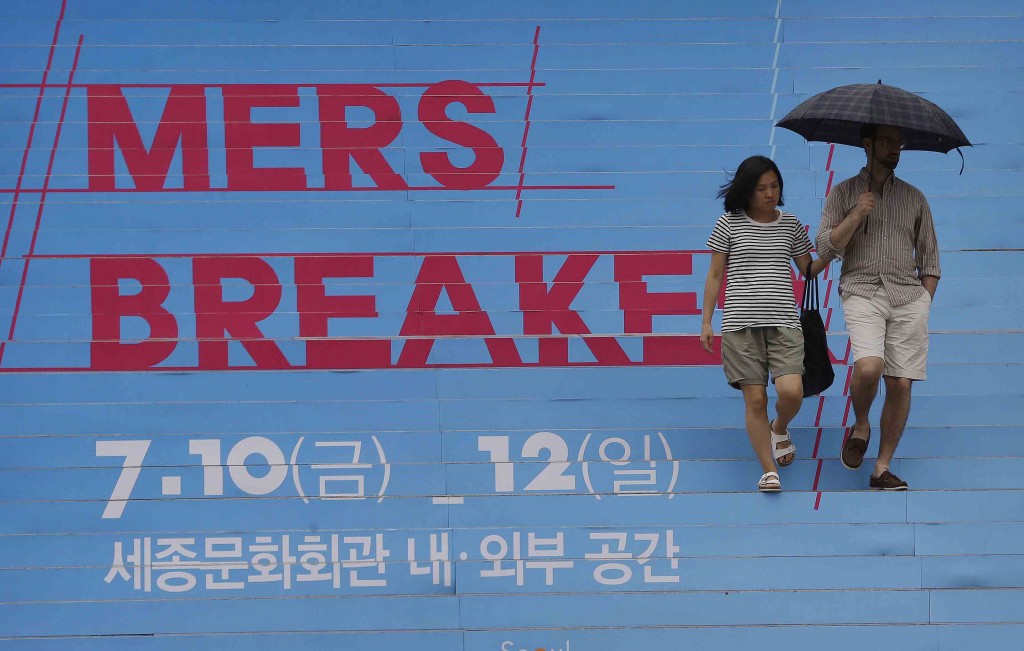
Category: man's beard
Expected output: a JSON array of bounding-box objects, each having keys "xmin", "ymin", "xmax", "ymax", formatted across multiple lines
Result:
[{"xmin": 876, "ymin": 154, "xmax": 899, "ymax": 171}]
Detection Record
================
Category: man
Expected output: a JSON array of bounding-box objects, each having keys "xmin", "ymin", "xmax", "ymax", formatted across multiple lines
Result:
[{"xmin": 817, "ymin": 123, "xmax": 940, "ymax": 491}]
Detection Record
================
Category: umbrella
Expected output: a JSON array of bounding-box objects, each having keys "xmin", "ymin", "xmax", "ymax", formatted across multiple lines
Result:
[
  {"xmin": 776, "ymin": 80, "xmax": 970, "ymax": 231},
  {"xmin": 776, "ymin": 80, "xmax": 971, "ymax": 156}
]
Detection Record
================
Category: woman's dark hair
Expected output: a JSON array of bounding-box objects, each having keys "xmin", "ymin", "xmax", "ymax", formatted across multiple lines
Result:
[{"xmin": 716, "ymin": 155, "xmax": 784, "ymax": 213}]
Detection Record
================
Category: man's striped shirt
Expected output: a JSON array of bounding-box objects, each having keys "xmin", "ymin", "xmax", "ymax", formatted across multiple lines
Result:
[
  {"xmin": 816, "ymin": 168, "xmax": 940, "ymax": 307},
  {"xmin": 707, "ymin": 210, "xmax": 812, "ymax": 332}
]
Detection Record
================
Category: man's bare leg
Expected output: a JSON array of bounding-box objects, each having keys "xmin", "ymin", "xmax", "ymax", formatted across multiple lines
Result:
[
  {"xmin": 875, "ymin": 375, "xmax": 912, "ymax": 476},
  {"xmin": 849, "ymin": 356, "xmax": 885, "ymax": 441}
]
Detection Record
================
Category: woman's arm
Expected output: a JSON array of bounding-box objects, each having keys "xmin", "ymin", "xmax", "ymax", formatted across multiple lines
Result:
[
  {"xmin": 700, "ymin": 251, "xmax": 727, "ymax": 353},
  {"xmin": 794, "ymin": 252, "xmax": 830, "ymax": 278}
]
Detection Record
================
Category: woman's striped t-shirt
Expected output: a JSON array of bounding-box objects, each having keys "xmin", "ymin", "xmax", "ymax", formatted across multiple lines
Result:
[{"xmin": 706, "ymin": 210, "xmax": 813, "ymax": 332}]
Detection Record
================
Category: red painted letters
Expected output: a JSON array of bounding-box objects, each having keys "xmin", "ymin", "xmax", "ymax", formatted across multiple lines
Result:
[
  {"xmin": 85, "ymin": 82, "xmax": 507, "ymax": 191},
  {"xmin": 418, "ymin": 80, "xmax": 504, "ymax": 189},
  {"xmin": 90, "ymin": 257, "xmax": 179, "ymax": 369},
  {"xmin": 193, "ymin": 256, "xmax": 290, "ymax": 368},
  {"xmin": 398, "ymin": 256, "xmax": 522, "ymax": 367},
  {"xmin": 296, "ymin": 255, "xmax": 391, "ymax": 368},
  {"xmin": 87, "ymin": 85, "xmax": 210, "ymax": 191},
  {"xmin": 88, "ymin": 252, "xmax": 723, "ymax": 371}
]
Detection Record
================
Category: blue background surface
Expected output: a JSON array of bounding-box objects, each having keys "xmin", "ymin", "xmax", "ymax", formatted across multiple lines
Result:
[{"xmin": 1, "ymin": 0, "xmax": 1022, "ymax": 649}]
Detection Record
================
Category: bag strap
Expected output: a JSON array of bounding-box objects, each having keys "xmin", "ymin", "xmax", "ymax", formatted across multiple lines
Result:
[{"xmin": 802, "ymin": 261, "xmax": 818, "ymax": 312}]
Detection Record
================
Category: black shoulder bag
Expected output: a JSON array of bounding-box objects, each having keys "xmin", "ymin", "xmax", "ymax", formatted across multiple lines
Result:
[{"xmin": 801, "ymin": 262, "xmax": 835, "ymax": 398}]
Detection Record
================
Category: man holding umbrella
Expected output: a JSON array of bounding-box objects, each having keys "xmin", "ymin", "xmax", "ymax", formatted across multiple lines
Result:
[
  {"xmin": 816, "ymin": 123, "xmax": 940, "ymax": 490},
  {"xmin": 777, "ymin": 81, "xmax": 969, "ymax": 490}
]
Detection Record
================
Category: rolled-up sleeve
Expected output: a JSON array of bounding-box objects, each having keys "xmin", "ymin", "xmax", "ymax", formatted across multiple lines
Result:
[
  {"xmin": 816, "ymin": 185, "xmax": 849, "ymax": 261},
  {"xmin": 915, "ymin": 196, "xmax": 941, "ymax": 278}
]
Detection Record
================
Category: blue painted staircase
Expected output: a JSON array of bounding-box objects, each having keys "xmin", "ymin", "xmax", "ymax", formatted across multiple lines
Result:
[{"xmin": 1, "ymin": 1, "xmax": 1022, "ymax": 649}]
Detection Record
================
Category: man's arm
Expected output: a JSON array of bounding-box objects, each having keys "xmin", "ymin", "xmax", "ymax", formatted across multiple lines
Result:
[
  {"xmin": 820, "ymin": 190, "xmax": 875, "ymax": 254},
  {"xmin": 915, "ymin": 197, "xmax": 941, "ymax": 298},
  {"xmin": 921, "ymin": 275, "xmax": 939, "ymax": 298}
]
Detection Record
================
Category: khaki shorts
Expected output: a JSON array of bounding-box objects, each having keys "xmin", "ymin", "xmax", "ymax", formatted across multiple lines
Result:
[
  {"xmin": 842, "ymin": 286, "xmax": 931, "ymax": 380},
  {"xmin": 721, "ymin": 326, "xmax": 805, "ymax": 390}
]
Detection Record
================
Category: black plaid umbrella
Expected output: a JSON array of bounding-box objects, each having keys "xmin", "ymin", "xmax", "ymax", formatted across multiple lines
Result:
[
  {"xmin": 777, "ymin": 81, "xmax": 970, "ymax": 233},
  {"xmin": 776, "ymin": 81, "xmax": 971, "ymax": 155}
]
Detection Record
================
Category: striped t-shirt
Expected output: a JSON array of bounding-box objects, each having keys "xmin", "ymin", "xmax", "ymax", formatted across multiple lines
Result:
[{"xmin": 706, "ymin": 210, "xmax": 812, "ymax": 332}]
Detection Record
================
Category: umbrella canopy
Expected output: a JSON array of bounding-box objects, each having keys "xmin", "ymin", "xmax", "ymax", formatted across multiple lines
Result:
[{"xmin": 776, "ymin": 81, "xmax": 970, "ymax": 153}]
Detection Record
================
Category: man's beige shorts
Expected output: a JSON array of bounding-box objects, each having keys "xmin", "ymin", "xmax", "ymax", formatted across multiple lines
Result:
[
  {"xmin": 721, "ymin": 326, "xmax": 805, "ymax": 390},
  {"xmin": 842, "ymin": 286, "xmax": 931, "ymax": 380}
]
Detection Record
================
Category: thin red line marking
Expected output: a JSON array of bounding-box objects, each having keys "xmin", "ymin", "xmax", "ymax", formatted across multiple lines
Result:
[
  {"xmin": 0, "ymin": 82, "xmax": 546, "ymax": 89},
  {"xmin": 0, "ymin": 183, "xmax": 610, "ymax": 193},
  {"xmin": 29, "ymin": 248, "xmax": 713, "ymax": 260},
  {"xmin": 810, "ymin": 383, "xmax": 828, "ymax": 491},
  {"xmin": 0, "ymin": 0, "xmax": 68, "ymax": 274},
  {"xmin": 813, "ymin": 141, "xmax": 840, "ymax": 511},
  {"xmin": 514, "ymin": 26, "xmax": 543, "ymax": 218},
  {"xmin": 824, "ymin": 143, "xmax": 837, "ymax": 196},
  {"xmin": 811, "ymin": 396, "xmax": 826, "ymax": 458},
  {"xmin": 0, "ymin": 35, "xmax": 83, "ymax": 367},
  {"xmin": 842, "ymin": 372, "xmax": 855, "ymax": 433},
  {"xmin": 0, "ymin": 360, "xmax": 661, "ymax": 373},
  {"xmin": 813, "ymin": 393, "xmax": 827, "ymax": 427}
]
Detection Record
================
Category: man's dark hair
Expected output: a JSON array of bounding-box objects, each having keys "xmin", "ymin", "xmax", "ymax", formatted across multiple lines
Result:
[
  {"xmin": 860, "ymin": 123, "xmax": 879, "ymax": 140},
  {"xmin": 717, "ymin": 155, "xmax": 785, "ymax": 213}
]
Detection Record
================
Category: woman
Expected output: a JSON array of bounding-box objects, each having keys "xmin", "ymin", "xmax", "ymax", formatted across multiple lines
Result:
[{"xmin": 700, "ymin": 156, "xmax": 829, "ymax": 492}]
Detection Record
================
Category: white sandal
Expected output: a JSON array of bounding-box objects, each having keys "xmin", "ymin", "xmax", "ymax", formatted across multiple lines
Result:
[
  {"xmin": 770, "ymin": 420, "xmax": 796, "ymax": 467},
  {"xmin": 758, "ymin": 471, "xmax": 781, "ymax": 492}
]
